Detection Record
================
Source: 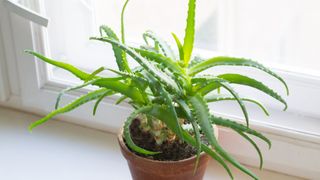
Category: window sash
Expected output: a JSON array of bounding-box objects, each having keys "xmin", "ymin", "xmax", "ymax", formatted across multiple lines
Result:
[
  {"xmin": 3, "ymin": 0, "xmax": 48, "ymax": 27},
  {"xmin": 0, "ymin": 36, "xmax": 10, "ymax": 101}
]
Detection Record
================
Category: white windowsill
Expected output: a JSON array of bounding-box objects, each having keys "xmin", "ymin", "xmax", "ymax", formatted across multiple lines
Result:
[{"xmin": 0, "ymin": 107, "xmax": 302, "ymax": 180}]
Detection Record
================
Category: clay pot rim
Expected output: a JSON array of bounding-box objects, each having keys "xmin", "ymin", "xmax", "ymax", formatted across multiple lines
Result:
[{"xmin": 118, "ymin": 128, "xmax": 207, "ymax": 164}]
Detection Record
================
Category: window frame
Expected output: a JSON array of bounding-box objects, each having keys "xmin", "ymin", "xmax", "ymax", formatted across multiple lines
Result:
[
  {"xmin": 1, "ymin": 0, "xmax": 320, "ymax": 178},
  {"xmin": 0, "ymin": 24, "xmax": 9, "ymax": 101},
  {"xmin": 0, "ymin": 0, "xmax": 132, "ymax": 132}
]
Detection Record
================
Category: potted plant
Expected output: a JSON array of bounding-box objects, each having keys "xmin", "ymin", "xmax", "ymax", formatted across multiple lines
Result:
[{"xmin": 26, "ymin": 0, "xmax": 289, "ymax": 179}]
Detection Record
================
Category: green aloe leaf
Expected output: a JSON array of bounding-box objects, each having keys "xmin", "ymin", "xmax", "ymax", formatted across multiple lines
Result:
[
  {"xmin": 191, "ymin": 75, "xmax": 225, "ymax": 94},
  {"xmin": 142, "ymin": 102, "xmax": 233, "ymax": 179},
  {"xmin": 25, "ymin": 50, "xmax": 146, "ymax": 103},
  {"xmin": 121, "ymin": 0, "xmax": 130, "ymax": 44},
  {"xmin": 192, "ymin": 76, "xmax": 250, "ymax": 126},
  {"xmin": 171, "ymin": 33, "xmax": 184, "ymax": 62},
  {"xmin": 176, "ymin": 99, "xmax": 201, "ymax": 172},
  {"xmin": 29, "ymin": 88, "xmax": 109, "ymax": 131},
  {"xmin": 181, "ymin": 131, "xmax": 234, "ymax": 179},
  {"xmin": 115, "ymin": 95, "xmax": 128, "ymax": 105},
  {"xmin": 140, "ymin": 45, "xmax": 158, "ymax": 53},
  {"xmin": 120, "ymin": 0, "xmax": 130, "ymax": 66},
  {"xmin": 188, "ymin": 56, "xmax": 289, "ymax": 95},
  {"xmin": 106, "ymin": 68, "xmax": 148, "ymax": 90},
  {"xmin": 183, "ymin": 0, "xmax": 196, "ymax": 65},
  {"xmin": 104, "ymin": 67, "xmax": 150, "ymax": 104},
  {"xmin": 55, "ymin": 78, "xmax": 102, "ymax": 110},
  {"xmin": 100, "ymin": 26, "xmax": 130, "ymax": 72},
  {"xmin": 94, "ymin": 78, "xmax": 145, "ymax": 104},
  {"xmin": 188, "ymin": 94, "xmax": 258, "ymax": 180},
  {"xmin": 216, "ymin": 82, "xmax": 250, "ymax": 127},
  {"xmin": 218, "ymin": 74, "xmax": 287, "ymax": 110},
  {"xmin": 90, "ymin": 37, "xmax": 180, "ymax": 93},
  {"xmin": 84, "ymin": 66, "xmax": 105, "ymax": 82},
  {"xmin": 25, "ymin": 50, "xmax": 91, "ymax": 80},
  {"xmin": 25, "ymin": 50, "xmax": 147, "ymax": 103},
  {"xmin": 188, "ymin": 94, "xmax": 216, "ymax": 151},
  {"xmin": 55, "ymin": 66, "xmax": 108, "ymax": 109},
  {"xmin": 236, "ymin": 130, "xmax": 264, "ymax": 169},
  {"xmin": 92, "ymin": 90, "xmax": 115, "ymax": 115},
  {"xmin": 159, "ymin": 89, "xmax": 183, "ymax": 138},
  {"xmin": 133, "ymin": 48, "xmax": 183, "ymax": 75},
  {"xmin": 123, "ymin": 106, "xmax": 160, "ymax": 155},
  {"xmin": 142, "ymin": 72, "xmax": 161, "ymax": 97},
  {"xmin": 145, "ymin": 73, "xmax": 183, "ymax": 138},
  {"xmin": 147, "ymin": 105, "xmax": 185, "ymax": 139},
  {"xmin": 189, "ymin": 56, "xmax": 205, "ymax": 68},
  {"xmin": 145, "ymin": 104, "xmax": 234, "ymax": 179},
  {"xmin": 210, "ymin": 115, "xmax": 271, "ymax": 149},
  {"xmin": 25, "ymin": 51, "xmax": 142, "ymax": 100},
  {"xmin": 143, "ymin": 30, "xmax": 176, "ymax": 60},
  {"xmin": 205, "ymin": 94, "xmax": 269, "ymax": 116}
]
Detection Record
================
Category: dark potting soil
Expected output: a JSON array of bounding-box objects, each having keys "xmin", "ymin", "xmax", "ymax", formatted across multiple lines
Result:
[{"xmin": 127, "ymin": 118, "xmax": 197, "ymax": 161}]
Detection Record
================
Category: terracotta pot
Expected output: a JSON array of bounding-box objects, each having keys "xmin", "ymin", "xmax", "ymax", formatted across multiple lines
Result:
[{"xmin": 117, "ymin": 130, "xmax": 211, "ymax": 180}]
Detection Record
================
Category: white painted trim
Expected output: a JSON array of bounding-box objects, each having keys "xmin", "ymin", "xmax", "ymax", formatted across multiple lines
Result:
[
  {"xmin": 3, "ymin": 0, "xmax": 48, "ymax": 27},
  {"xmin": 0, "ymin": 2, "xmax": 10, "ymax": 102},
  {"xmin": 219, "ymin": 127, "xmax": 320, "ymax": 179},
  {"xmin": 0, "ymin": 43, "xmax": 10, "ymax": 101}
]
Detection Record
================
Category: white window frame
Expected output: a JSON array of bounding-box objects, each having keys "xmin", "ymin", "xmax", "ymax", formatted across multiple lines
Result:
[
  {"xmin": 0, "ymin": 0, "xmax": 132, "ymax": 132},
  {"xmin": 0, "ymin": 31, "xmax": 10, "ymax": 102},
  {"xmin": 0, "ymin": 0, "xmax": 319, "ymax": 179}
]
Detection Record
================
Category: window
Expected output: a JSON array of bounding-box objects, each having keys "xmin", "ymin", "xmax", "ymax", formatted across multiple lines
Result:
[
  {"xmin": 1, "ymin": 0, "xmax": 320, "ymax": 127},
  {"xmin": 44, "ymin": 0, "xmax": 320, "ymax": 119}
]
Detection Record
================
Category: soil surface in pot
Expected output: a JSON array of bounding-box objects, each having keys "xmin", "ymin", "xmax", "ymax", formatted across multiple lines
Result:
[{"xmin": 128, "ymin": 119, "xmax": 197, "ymax": 161}]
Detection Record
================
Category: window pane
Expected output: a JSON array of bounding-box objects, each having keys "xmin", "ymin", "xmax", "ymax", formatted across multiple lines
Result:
[
  {"xmin": 43, "ymin": 0, "xmax": 320, "ymax": 78},
  {"xmin": 43, "ymin": 0, "xmax": 218, "ymax": 73},
  {"xmin": 221, "ymin": 0, "xmax": 320, "ymax": 75}
]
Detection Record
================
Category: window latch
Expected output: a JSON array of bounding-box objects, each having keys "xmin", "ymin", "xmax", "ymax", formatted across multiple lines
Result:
[{"xmin": 3, "ymin": 0, "xmax": 48, "ymax": 27}]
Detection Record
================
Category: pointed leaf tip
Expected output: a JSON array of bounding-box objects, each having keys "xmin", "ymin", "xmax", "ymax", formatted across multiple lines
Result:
[
  {"xmin": 28, "ymin": 124, "xmax": 35, "ymax": 133},
  {"xmin": 183, "ymin": 0, "xmax": 196, "ymax": 65},
  {"xmin": 28, "ymin": 128, "xmax": 32, "ymax": 133},
  {"xmin": 283, "ymin": 103, "xmax": 288, "ymax": 111}
]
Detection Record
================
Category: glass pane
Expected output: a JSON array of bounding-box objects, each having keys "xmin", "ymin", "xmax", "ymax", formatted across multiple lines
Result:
[
  {"xmin": 43, "ymin": 0, "xmax": 320, "ymax": 78},
  {"xmin": 43, "ymin": 0, "xmax": 218, "ymax": 73},
  {"xmin": 222, "ymin": 0, "xmax": 320, "ymax": 75}
]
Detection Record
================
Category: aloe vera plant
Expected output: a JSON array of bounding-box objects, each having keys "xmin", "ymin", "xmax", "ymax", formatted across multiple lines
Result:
[{"xmin": 26, "ymin": 0, "xmax": 289, "ymax": 179}]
